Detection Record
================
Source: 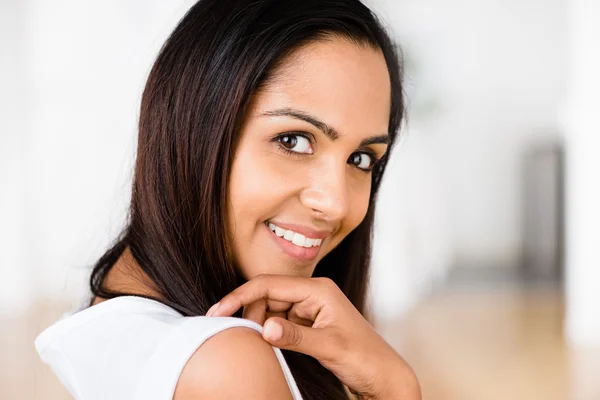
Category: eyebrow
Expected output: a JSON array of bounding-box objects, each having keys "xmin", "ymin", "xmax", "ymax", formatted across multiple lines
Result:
[{"xmin": 259, "ymin": 107, "xmax": 389, "ymax": 147}]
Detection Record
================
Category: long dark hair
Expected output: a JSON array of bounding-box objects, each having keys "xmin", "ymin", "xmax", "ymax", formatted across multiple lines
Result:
[{"xmin": 89, "ymin": 0, "xmax": 404, "ymax": 398}]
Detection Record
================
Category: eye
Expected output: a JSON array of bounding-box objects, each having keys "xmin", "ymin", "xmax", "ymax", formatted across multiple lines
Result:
[
  {"xmin": 348, "ymin": 152, "xmax": 376, "ymax": 172},
  {"xmin": 276, "ymin": 133, "xmax": 313, "ymax": 154}
]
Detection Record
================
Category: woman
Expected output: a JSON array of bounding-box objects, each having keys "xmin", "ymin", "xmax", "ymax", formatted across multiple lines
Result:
[{"xmin": 35, "ymin": 0, "xmax": 420, "ymax": 399}]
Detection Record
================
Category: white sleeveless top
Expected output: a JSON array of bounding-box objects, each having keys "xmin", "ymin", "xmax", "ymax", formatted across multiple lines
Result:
[{"xmin": 34, "ymin": 296, "xmax": 303, "ymax": 400}]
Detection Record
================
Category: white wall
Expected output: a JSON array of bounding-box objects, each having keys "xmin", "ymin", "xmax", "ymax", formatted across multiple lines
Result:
[
  {"xmin": 368, "ymin": 0, "xmax": 568, "ymax": 270},
  {"xmin": 367, "ymin": 0, "xmax": 568, "ymax": 321},
  {"xmin": 0, "ymin": 0, "xmax": 197, "ymax": 314},
  {"xmin": 370, "ymin": 129, "xmax": 452, "ymax": 321},
  {"xmin": 563, "ymin": 0, "xmax": 600, "ymax": 348},
  {"xmin": 0, "ymin": 1, "xmax": 31, "ymax": 314}
]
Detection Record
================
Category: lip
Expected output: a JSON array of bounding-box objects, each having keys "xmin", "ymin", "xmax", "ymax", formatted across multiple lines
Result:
[
  {"xmin": 264, "ymin": 222, "xmax": 322, "ymax": 262},
  {"xmin": 266, "ymin": 220, "xmax": 332, "ymax": 239}
]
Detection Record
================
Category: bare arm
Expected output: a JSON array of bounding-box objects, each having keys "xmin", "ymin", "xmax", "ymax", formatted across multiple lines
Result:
[{"xmin": 173, "ymin": 327, "xmax": 294, "ymax": 399}]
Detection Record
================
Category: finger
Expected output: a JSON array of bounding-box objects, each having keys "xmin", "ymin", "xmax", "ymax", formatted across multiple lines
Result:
[
  {"xmin": 242, "ymin": 299, "xmax": 267, "ymax": 325},
  {"xmin": 262, "ymin": 317, "xmax": 336, "ymax": 362},
  {"xmin": 265, "ymin": 300, "xmax": 294, "ymax": 313},
  {"xmin": 287, "ymin": 313, "xmax": 313, "ymax": 327},
  {"xmin": 208, "ymin": 275, "xmax": 328, "ymax": 318},
  {"xmin": 241, "ymin": 299, "xmax": 292, "ymax": 325},
  {"xmin": 287, "ymin": 303, "xmax": 315, "ymax": 327},
  {"xmin": 265, "ymin": 310, "xmax": 288, "ymax": 321}
]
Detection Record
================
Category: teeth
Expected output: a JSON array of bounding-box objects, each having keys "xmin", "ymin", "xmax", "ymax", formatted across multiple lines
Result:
[
  {"xmin": 291, "ymin": 233, "xmax": 305, "ymax": 246},
  {"xmin": 283, "ymin": 230, "xmax": 294, "ymax": 240},
  {"xmin": 267, "ymin": 222, "xmax": 323, "ymax": 248}
]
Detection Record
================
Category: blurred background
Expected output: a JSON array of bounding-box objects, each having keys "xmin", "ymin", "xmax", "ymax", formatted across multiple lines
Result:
[{"xmin": 1, "ymin": 0, "xmax": 598, "ymax": 399}]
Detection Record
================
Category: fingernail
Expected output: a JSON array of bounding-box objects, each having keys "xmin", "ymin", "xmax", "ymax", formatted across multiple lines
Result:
[
  {"xmin": 263, "ymin": 321, "xmax": 282, "ymax": 341},
  {"xmin": 206, "ymin": 302, "xmax": 220, "ymax": 316}
]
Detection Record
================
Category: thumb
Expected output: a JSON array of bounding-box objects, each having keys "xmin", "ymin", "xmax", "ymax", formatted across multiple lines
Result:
[{"xmin": 262, "ymin": 317, "xmax": 331, "ymax": 361}]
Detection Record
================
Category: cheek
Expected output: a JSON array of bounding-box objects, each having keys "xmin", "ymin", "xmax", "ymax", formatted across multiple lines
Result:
[
  {"xmin": 347, "ymin": 177, "xmax": 371, "ymax": 228},
  {"xmin": 229, "ymin": 163, "xmax": 269, "ymax": 232},
  {"xmin": 227, "ymin": 151, "xmax": 276, "ymax": 275},
  {"xmin": 228, "ymin": 145, "xmax": 292, "ymax": 234}
]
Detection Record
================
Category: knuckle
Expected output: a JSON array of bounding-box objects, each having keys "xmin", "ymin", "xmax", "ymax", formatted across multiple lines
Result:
[
  {"xmin": 315, "ymin": 277, "xmax": 339, "ymax": 292},
  {"xmin": 288, "ymin": 326, "xmax": 303, "ymax": 347},
  {"xmin": 314, "ymin": 277, "xmax": 334, "ymax": 287},
  {"xmin": 253, "ymin": 274, "xmax": 271, "ymax": 291},
  {"xmin": 256, "ymin": 298, "xmax": 268, "ymax": 309},
  {"xmin": 254, "ymin": 273, "xmax": 270, "ymax": 282}
]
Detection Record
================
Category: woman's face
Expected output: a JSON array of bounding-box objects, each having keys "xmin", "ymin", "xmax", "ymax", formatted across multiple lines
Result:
[{"xmin": 228, "ymin": 37, "xmax": 391, "ymax": 279}]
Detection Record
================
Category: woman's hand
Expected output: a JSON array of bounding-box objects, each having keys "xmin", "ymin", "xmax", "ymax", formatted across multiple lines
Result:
[{"xmin": 205, "ymin": 274, "xmax": 421, "ymax": 400}]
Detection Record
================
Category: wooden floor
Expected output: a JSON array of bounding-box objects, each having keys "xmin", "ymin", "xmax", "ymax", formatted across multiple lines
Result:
[
  {"xmin": 378, "ymin": 286, "xmax": 600, "ymax": 400},
  {"xmin": 2, "ymin": 286, "xmax": 599, "ymax": 400}
]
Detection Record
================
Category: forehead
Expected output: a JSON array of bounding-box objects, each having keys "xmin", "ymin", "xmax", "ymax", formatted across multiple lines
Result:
[{"xmin": 248, "ymin": 38, "xmax": 391, "ymax": 136}]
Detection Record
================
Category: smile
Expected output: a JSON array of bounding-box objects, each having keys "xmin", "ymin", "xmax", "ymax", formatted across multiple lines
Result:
[
  {"xmin": 264, "ymin": 221, "xmax": 326, "ymax": 262},
  {"xmin": 267, "ymin": 222, "xmax": 322, "ymax": 248}
]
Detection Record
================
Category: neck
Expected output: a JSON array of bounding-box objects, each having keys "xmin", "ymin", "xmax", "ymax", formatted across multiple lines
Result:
[{"xmin": 92, "ymin": 246, "xmax": 162, "ymax": 305}]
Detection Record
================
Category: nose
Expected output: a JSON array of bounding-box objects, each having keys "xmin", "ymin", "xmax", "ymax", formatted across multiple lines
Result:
[{"xmin": 300, "ymin": 165, "xmax": 349, "ymax": 223}]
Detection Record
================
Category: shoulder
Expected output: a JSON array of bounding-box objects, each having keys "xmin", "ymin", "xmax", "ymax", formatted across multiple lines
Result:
[{"xmin": 173, "ymin": 325, "xmax": 295, "ymax": 400}]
